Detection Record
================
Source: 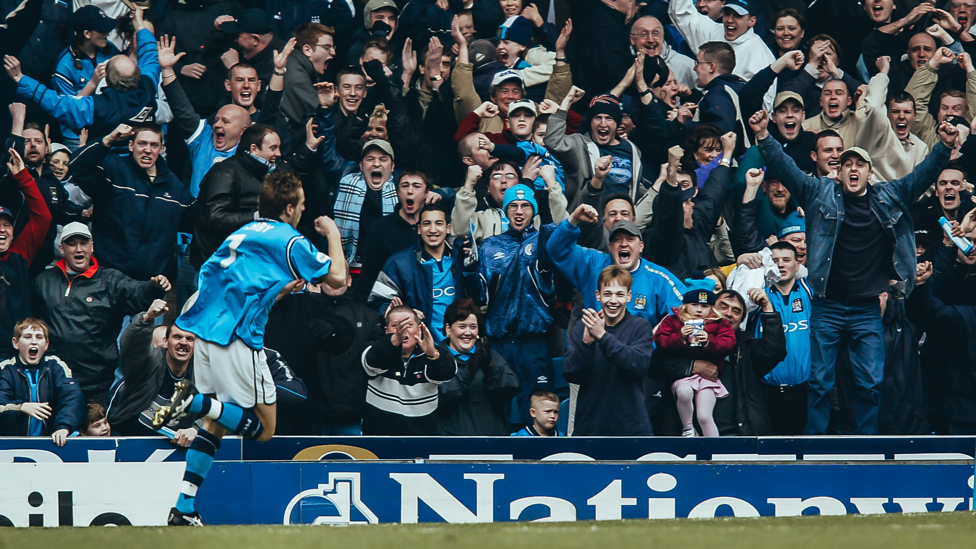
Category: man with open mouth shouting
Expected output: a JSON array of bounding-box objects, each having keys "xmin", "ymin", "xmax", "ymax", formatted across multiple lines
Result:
[
  {"xmin": 752, "ymin": 108, "xmax": 958, "ymax": 436},
  {"xmin": 70, "ymin": 122, "xmax": 194, "ymax": 282},
  {"xmin": 465, "ymin": 184, "xmax": 559, "ymax": 426}
]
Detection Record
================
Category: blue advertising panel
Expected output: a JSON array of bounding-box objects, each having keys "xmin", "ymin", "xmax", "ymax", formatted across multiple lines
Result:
[
  {"xmin": 193, "ymin": 461, "xmax": 975, "ymax": 525},
  {"xmin": 0, "ymin": 436, "xmax": 972, "ymax": 463}
]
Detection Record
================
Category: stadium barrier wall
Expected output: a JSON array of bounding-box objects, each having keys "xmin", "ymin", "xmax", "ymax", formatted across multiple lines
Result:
[{"xmin": 0, "ymin": 437, "xmax": 972, "ymax": 527}]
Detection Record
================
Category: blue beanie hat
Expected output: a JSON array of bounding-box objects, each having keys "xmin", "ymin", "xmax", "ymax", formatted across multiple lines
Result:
[
  {"xmin": 503, "ymin": 184, "xmax": 538, "ymax": 215},
  {"xmin": 779, "ymin": 210, "xmax": 805, "ymax": 238},
  {"xmin": 497, "ymin": 16, "xmax": 533, "ymax": 46}
]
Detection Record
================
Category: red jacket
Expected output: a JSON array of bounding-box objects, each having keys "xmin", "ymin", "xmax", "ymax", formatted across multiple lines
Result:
[{"xmin": 654, "ymin": 308, "xmax": 737, "ymax": 369}]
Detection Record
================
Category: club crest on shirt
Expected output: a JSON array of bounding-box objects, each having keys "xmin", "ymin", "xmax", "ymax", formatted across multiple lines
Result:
[
  {"xmin": 524, "ymin": 243, "xmax": 533, "ymax": 256},
  {"xmin": 634, "ymin": 295, "xmax": 647, "ymax": 310},
  {"xmin": 792, "ymin": 298, "xmax": 804, "ymax": 313}
]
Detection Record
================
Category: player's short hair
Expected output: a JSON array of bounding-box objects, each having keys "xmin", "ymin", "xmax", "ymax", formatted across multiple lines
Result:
[
  {"xmin": 226, "ymin": 62, "xmax": 258, "ymax": 82},
  {"xmin": 293, "ymin": 22, "xmax": 335, "ymax": 51},
  {"xmin": 258, "ymin": 172, "xmax": 304, "ymax": 219},
  {"xmin": 337, "ymin": 67, "xmax": 366, "ymax": 85},
  {"xmin": 80, "ymin": 402, "xmax": 106, "ymax": 432},
  {"xmin": 458, "ymin": 133, "xmax": 484, "ymax": 158},
  {"xmin": 240, "ymin": 124, "xmax": 277, "ymax": 153},
  {"xmin": 698, "ymin": 42, "xmax": 735, "ymax": 74},
  {"xmin": 770, "ymin": 241, "xmax": 798, "ymax": 259},
  {"xmin": 385, "ymin": 305, "xmax": 420, "ymax": 327},
  {"xmin": 417, "ymin": 202, "xmax": 451, "ymax": 223},
  {"xmin": 530, "ymin": 391, "xmax": 560, "ymax": 409},
  {"xmin": 132, "ymin": 121, "xmax": 164, "ymax": 142},
  {"xmin": 397, "ymin": 170, "xmax": 432, "ymax": 190},
  {"xmin": 814, "ymin": 129, "xmax": 842, "ymax": 150},
  {"xmin": 597, "ymin": 265, "xmax": 633, "ymax": 291},
  {"xmin": 602, "ymin": 193, "xmax": 635, "ymax": 216},
  {"xmin": 13, "ymin": 318, "xmax": 48, "ymax": 340},
  {"xmin": 362, "ymin": 37, "xmax": 392, "ymax": 62},
  {"xmin": 887, "ymin": 91, "xmax": 916, "ymax": 112},
  {"xmin": 443, "ymin": 297, "xmax": 483, "ymax": 333},
  {"xmin": 532, "ymin": 115, "xmax": 549, "ymax": 132}
]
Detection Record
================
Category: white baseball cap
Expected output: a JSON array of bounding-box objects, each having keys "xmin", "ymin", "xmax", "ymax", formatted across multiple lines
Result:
[{"xmin": 61, "ymin": 222, "xmax": 92, "ymax": 243}]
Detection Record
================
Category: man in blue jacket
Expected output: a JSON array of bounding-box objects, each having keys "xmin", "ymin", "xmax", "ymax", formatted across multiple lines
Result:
[
  {"xmin": 0, "ymin": 318, "xmax": 84, "ymax": 445},
  {"xmin": 368, "ymin": 203, "xmax": 468, "ymax": 343},
  {"xmin": 70, "ymin": 122, "xmax": 193, "ymax": 281},
  {"xmin": 4, "ymin": 7, "xmax": 159, "ymax": 141},
  {"xmin": 750, "ymin": 109, "xmax": 956, "ymax": 435},
  {"xmin": 465, "ymin": 184, "xmax": 556, "ymax": 423}
]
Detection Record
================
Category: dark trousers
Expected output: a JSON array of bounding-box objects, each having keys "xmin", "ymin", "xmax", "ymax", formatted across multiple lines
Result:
[
  {"xmin": 807, "ymin": 297, "xmax": 884, "ymax": 435},
  {"xmin": 759, "ymin": 382, "xmax": 808, "ymax": 435},
  {"xmin": 494, "ymin": 339, "xmax": 552, "ymax": 426}
]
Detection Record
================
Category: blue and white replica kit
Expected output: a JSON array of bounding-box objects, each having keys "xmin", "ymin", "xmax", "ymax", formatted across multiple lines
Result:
[{"xmin": 176, "ymin": 219, "xmax": 333, "ymax": 408}]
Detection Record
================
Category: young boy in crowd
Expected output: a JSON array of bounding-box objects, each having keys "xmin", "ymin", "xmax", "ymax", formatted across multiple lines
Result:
[
  {"xmin": 512, "ymin": 390, "xmax": 563, "ymax": 436},
  {"xmin": 80, "ymin": 403, "xmax": 111, "ymax": 436}
]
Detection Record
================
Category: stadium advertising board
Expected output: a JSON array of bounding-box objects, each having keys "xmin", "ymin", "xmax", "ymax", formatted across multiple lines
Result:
[
  {"xmin": 0, "ymin": 436, "xmax": 972, "ymax": 463},
  {"xmin": 199, "ymin": 462, "xmax": 975, "ymax": 524}
]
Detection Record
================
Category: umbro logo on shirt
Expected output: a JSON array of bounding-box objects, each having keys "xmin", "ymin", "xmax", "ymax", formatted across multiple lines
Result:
[{"xmin": 493, "ymin": 252, "xmax": 506, "ymax": 260}]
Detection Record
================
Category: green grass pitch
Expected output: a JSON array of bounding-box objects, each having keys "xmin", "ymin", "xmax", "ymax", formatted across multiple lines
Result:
[{"xmin": 2, "ymin": 512, "xmax": 974, "ymax": 549}]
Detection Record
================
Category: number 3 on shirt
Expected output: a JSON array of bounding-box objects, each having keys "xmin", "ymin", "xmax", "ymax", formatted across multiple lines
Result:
[{"xmin": 220, "ymin": 234, "xmax": 247, "ymax": 268}]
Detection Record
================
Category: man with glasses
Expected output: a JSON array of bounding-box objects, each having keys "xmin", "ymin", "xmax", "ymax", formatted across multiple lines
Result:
[
  {"xmin": 630, "ymin": 16, "xmax": 696, "ymax": 90},
  {"xmin": 282, "ymin": 23, "xmax": 337, "ymax": 149}
]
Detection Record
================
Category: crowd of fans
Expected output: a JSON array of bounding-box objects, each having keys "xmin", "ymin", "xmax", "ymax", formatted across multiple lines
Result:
[{"xmin": 1, "ymin": 0, "xmax": 974, "ymax": 443}]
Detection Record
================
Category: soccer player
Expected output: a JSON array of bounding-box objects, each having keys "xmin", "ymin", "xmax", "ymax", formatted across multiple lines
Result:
[{"xmin": 157, "ymin": 172, "xmax": 347, "ymax": 526}]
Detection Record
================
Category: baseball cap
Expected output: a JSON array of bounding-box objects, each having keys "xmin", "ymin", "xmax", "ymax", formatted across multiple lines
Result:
[
  {"xmin": 0, "ymin": 205, "xmax": 13, "ymax": 222},
  {"xmin": 361, "ymin": 139, "xmax": 395, "ymax": 161},
  {"xmin": 221, "ymin": 8, "xmax": 274, "ymax": 35},
  {"xmin": 497, "ymin": 16, "xmax": 533, "ymax": 46},
  {"xmin": 839, "ymin": 146, "xmax": 872, "ymax": 170},
  {"xmin": 71, "ymin": 5, "xmax": 117, "ymax": 34},
  {"xmin": 608, "ymin": 219, "xmax": 641, "ymax": 240},
  {"xmin": 773, "ymin": 91, "xmax": 804, "ymax": 110},
  {"xmin": 508, "ymin": 99, "xmax": 537, "ymax": 117},
  {"xmin": 723, "ymin": 0, "xmax": 757, "ymax": 16},
  {"xmin": 503, "ymin": 184, "xmax": 538, "ymax": 215},
  {"xmin": 779, "ymin": 210, "xmax": 805, "ymax": 238},
  {"xmin": 364, "ymin": 0, "xmax": 399, "ymax": 29},
  {"xmin": 61, "ymin": 222, "xmax": 92, "ymax": 243},
  {"xmin": 468, "ymin": 40, "xmax": 499, "ymax": 71},
  {"xmin": 490, "ymin": 69, "xmax": 524, "ymax": 94}
]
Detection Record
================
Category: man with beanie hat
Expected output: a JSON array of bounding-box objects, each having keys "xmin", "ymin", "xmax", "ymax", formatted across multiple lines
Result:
[
  {"xmin": 545, "ymin": 86, "xmax": 646, "ymax": 203},
  {"xmin": 465, "ymin": 184, "xmax": 558, "ymax": 425},
  {"xmin": 778, "ymin": 210, "xmax": 807, "ymax": 265}
]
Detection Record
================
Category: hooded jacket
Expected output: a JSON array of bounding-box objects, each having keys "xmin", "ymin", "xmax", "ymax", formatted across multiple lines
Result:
[
  {"xmin": 0, "ymin": 354, "xmax": 84, "ymax": 436},
  {"xmin": 31, "ymin": 258, "xmax": 163, "ymax": 400}
]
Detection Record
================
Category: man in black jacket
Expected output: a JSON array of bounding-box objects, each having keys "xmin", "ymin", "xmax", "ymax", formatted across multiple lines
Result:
[
  {"xmin": 109, "ymin": 299, "xmax": 198, "ymax": 443},
  {"xmin": 651, "ymin": 288, "xmax": 787, "ymax": 435},
  {"xmin": 642, "ymin": 132, "xmax": 735, "ymax": 279},
  {"xmin": 356, "ymin": 170, "xmax": 430, "ymax": 300},
  {"xmin": 31, "ymin": 223, "xmax": 169, "ymax": 405},
  {"xmin": 71, "ymin": 122, "xmax": 193, "ymax": 281},
  {"xmin": 266, "ymin": 277, "xmax": 381, "ymax": 435},
  {"xmin": 191, "ymin": 123, "xmax": 281, "ymax": 268}
]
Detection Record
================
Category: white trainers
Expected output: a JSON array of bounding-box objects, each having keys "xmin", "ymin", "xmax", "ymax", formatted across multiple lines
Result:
[{"xmin": 681, "ymin": 428, "xmax": 696, "ymax": 437}]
